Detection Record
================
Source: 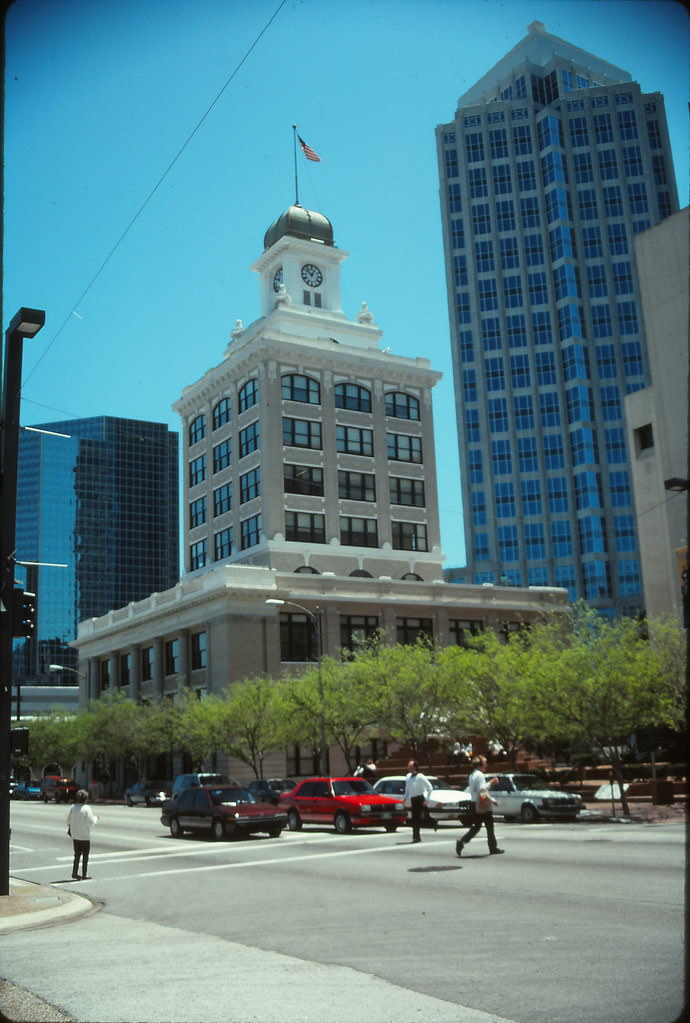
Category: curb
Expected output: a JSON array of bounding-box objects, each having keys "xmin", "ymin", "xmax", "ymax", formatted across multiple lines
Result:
[{"xmin": 0, "ymin": 878, "xmax": 99, "ymax": 934}]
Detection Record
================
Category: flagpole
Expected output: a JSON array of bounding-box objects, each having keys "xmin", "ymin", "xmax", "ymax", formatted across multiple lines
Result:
[{"xmin": 292, "ymin": 124, "xmax": 299, "ymax": 206}]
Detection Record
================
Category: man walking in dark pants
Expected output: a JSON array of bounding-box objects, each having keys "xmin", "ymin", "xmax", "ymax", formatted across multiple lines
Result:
[
  {"xmin": 403, "ymin": 760, "xmax": 433, "ymax": 843},
  {"xmin": 456, "ymin": 755, "xmax": 504, "ymax": 857}
]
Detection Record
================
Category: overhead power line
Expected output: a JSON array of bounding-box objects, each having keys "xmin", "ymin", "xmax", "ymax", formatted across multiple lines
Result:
[{"xmin": 23, "ymin": 0, "xmax": 288, "ymax": 387}]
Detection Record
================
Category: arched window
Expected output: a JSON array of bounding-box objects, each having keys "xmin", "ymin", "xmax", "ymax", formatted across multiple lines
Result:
[
  {"xmin": 239, "ymin": 378, "xmax": 259, "ymax": 412},
  {"xmin": 385, "ymin": 391, "xmax": 420, "ymax": 420},
  {"xmin": 349, "ymin": 569, "xmax": 373, "ymax": 578},
  {"xmin": 295, "ymin": 565, "xmax": 320, "ymax": 574},
  {"xmin": 401, "ymin": 572, "xmax": 424, "ymax": 581},
  {"xmin": 212, "ymin": 398, "xmax": 231, "ymax": 430},
  {"xmin": 282, "ymin": 374, "xmax": 321, "ymax": 404},
  {"xmin": 189, "ymin": 414, "xmax": 206, "ymax": 446},
  {"xmin": 335, "ymin": 382, "xmax": 372, "ymax": 412}
]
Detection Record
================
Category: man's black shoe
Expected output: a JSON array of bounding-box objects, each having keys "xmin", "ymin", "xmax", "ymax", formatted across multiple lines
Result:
[
  {"xmin": 490, "ymin": 849, "xmax": 505, "ymax": 855},
  {"xmin": 455, "ymin": 840, "xmax": 464, "ymax": 858}
]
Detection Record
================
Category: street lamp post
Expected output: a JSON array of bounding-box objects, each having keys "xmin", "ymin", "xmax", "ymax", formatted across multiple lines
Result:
[
  {"xmin": 0, "ymin": 308, "xmax": 46, "ymax": 895},
  {"xmin": 265, "ymin": 598, "xmax": 327, "ymax": 774}
]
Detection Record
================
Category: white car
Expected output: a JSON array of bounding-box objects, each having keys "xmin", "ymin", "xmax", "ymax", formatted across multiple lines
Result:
[
  {"xmin": 373, "ymin": 775, "xmax": 474, "ymax": 824},
  {"xmin": 488, "ymin": 773, "xmax": 583, "ymax": 822}
]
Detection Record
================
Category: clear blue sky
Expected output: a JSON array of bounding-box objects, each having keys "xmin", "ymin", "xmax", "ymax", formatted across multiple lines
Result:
[{"xmin": 4, "ymin": 0, "xmax": 689, "ymax": 570}]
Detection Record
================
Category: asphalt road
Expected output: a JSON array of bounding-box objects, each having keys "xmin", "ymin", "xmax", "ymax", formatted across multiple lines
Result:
[{"xmin": 3, "ymin": 801, "xmax": 686, "ymax": 1023}]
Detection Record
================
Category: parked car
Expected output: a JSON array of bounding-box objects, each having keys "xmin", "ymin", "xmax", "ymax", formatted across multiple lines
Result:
[
  {"xmin": 161, "ymin": 786, "xmax": 287, "ymax": 840},
  {"xmin": 124, "ymin": 780, "xmax": 171, "ymax": 807},
  {"xmin": 40, "ymin": 776, "xmax": 79, "ymax": 802},
  {"xmin": 171, "ymin": 772, "xmax": 232, "ymax": 799},
  {"xmin": 278, "ymin": 777, "xmax": 407, "ymax": 834},
  {"xmin": 12, "ymin": 779, "xmax": 42, "ymax": 800},
  {"xmin": 487, "ymin": 774, "xmax": 583, "ymax": 822},
  {"xmin": 374, "ymin": 775, "xmax": 475, "ymax": 826},
  {"xmin": 247, "ymin": 778, "xmax": 296, "ymax": 805}
]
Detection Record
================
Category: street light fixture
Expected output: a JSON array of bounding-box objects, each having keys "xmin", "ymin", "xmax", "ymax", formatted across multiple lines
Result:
[
  {"xmin": 663, "ymin": 477, "xmax": 689, "ymax": 493},
  {"xmin": 0, "ymin": 307, "xmax": 46, "ymax": 896},
  {"xmin": 265, "ymin": 598, "xmax": 327, "ymax": 774}
]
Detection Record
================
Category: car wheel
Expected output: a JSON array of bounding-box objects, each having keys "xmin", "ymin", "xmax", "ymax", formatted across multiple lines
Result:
[
  {"xmin": 170, "ymin": 817, "xmax": 183, "ymax": 838},
  {"xmin": 267, "ymin": 825, "xmax": 283, "ymax": 838},
  {"xmin": 126, "ymin": 796, "xmax": 133, "ymax": 807},
  {"xmin": 521, "ymin": 803, "xmax": 540, "ymax": 823},
  {"xmin": 384, "ymin": 824, "xmax": 398, "ymax": 833},
  {"xmin": 334, "ymin": 812, "xmax": 351, "ymax": 834},
  {"xmin": 212, "ymin": 818, "xmax": 225, "ymax": 840},
  {"xmin": 287, "ymin": 809, "xmax": 302, "ymax": 831}
]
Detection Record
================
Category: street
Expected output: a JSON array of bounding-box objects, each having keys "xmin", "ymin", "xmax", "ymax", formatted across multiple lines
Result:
[{"xmin": 3, "ymin": 800, "xmax": 686, "ymax": 1023}]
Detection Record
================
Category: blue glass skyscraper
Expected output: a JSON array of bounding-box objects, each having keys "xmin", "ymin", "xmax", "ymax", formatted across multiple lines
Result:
[
  {"xmin": 436, "ymin": 22, "xmax": 679, "ymax": 616},
  {"xmin": 14, "ymin": 417, "xmax": 179, "ymax": 681}
]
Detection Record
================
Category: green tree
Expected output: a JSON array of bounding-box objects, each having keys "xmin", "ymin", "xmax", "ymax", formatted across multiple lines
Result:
[
  {"xmin": 528, "ymin": 607, "xmax": 674, "ymax": 814},
  {"xmin": 24, "ymin": 712, "xmax": 83, "ymax": 777},
  {"xmin": 172, "ymin": 690, "xmax": 226, "ymax": 771},
  {"xmin": 219, "ymin": 675, "xmax": 290, "ymax": 778}
]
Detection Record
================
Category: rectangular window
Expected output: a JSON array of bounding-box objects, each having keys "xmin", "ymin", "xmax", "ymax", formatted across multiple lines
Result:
[
  {"xmin": 495, "ymin": 481, "xmax": 516, "ymax": 518},
  {"xmin": 491, "ymin": 438, "xmax": 512, "ymax": 475},
  {"xmin": 340, "ymin": 516, "xmax": 378, "ymax": 547},
  {"xmin": 518, "ymin": 437, "xmax": 538, "ymax": 473},
  {"xmin": 189, "ymin": 455, "xmax": 206, "ymax": 487},
  {"xmin": 164, "ymin": 639, "xmax": 179, "ymax": 676},
  {"xmin": 239, "ymin": 421, "xmax": 260, "ymax": 457},
  {"xmin": 387, "ymin": 433, "xmax": 422, "ymax": 463},
  {"xmin": 338, "ymin": 470, "xmax": 376, "ymax": 502},
  {"xmin": 283, "ymin": 417, "xmax": 322, "ymax": 450},
  {"xmin": 213, "ymin": 482, "xmax": 232, "ymax": 517},
  {"xmin": 214, "ymin": 527, "xmax": 232, "ymax": 560},
  {"xmin": 487, "ymin": 398, "xmax": 508, "ymax": 433},
  {"xmin": 340, "ymin": 615, "xmax": 379, "ymax": 652},
  {"xmin": 240, "ymin": 467, "xmax": 260, "ymax": 503},
  {"xmin": 389, "ymin": 477, "xmax": 425, "ymax": 507},
  {"xmin": 392, "ymin": 521, "xmax": 428, "ymax": 552},
  {"xmin": 140, "ymin": 646, "xmax": 153, "ymax": 682},
  {"xmin": 521, "ymin": 479, "xmax": 542, "ymax": 516},
  {"xmin": 190, "ymin": 539, "xmax": 207, "ymax": 571},
  {"xmin": 284, "ymin": 464, "xmax": 324, "ymax": 496},
  {"xmin": 286, "ymin": 511, "xmax": 326, "ymax": 543},
  {"xmin": 191, "ymin": 632, "xmax": 207, "ymax": 670},
  {"xmin": 189, "ymin": 496, "xmax": 206, "ymax": 529},
  {"xmin": 551, "ymin": 520, "xmax": 572, "ymax": 557},
  {"xmin": 449, "ymin": 619, "xmax": 483, "ymax": 647},
  {"xmin": 547, "ymin": 476, "xmax": 569, "ymax": 513},
  {"xmin": 241, "ymin": 513, "xmax": 261, "ymax": 549},
  {"xmin": 119, "ymin": 653, "xmax": 131, "ymax": 688},
  {"xmin": 212, "ymin": 437, "xmax": 232, "ymax": 474},
  {"xmin": 279, "ymin": 613, "xmax": 318, "ymax": 662},
  {"xmin": 337, "ymin": 425, "xmax": 373, "ymax": 456},
  {"xmin": 498, "ymin": 524, "xmax": 519, "ymax": 562},
  {"xmin": 396, "ymin": 618, "xmax": 433, "ymax": 644}
]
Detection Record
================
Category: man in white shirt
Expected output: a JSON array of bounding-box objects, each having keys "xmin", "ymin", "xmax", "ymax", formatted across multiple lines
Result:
[
  {"xmin": 403, "ymin": 760, "xmax": 433, "ymax": 843},
  {"xmin": 456, "ymin": 755, "xmax": 504, "ymax": 857},
  {"xmin": 67, "ymin": 789, "xmax": 100, "ymax": 880}
]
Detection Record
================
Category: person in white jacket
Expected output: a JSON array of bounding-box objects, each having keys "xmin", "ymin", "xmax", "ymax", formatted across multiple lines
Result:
[
  {"xmin": 403, "ymin": 760, "xmax": 433, "ymax": 843},
  {"xmin": 67, "ymin": 790, "xmax": 100, "ymax": 880}
]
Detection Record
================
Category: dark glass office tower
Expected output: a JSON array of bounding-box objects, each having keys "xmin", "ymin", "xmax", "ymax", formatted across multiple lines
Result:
[
  {"xmin": 436, "ymin": 22, "xmax": 679, "ymax": 616},
  {"xmin": 13, "ymin": 417, "xmax": 179, "ymax": 681}
]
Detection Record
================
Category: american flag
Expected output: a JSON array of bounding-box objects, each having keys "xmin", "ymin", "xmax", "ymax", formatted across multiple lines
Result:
[{"xmin": 298, "ymin": 135, "xmax": 321, "ymax": 162}]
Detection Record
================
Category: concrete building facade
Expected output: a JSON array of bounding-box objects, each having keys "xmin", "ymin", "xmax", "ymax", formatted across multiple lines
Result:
[{"xmin": 625, "ymin": 207, "xmax": 688, "ymax": 621}]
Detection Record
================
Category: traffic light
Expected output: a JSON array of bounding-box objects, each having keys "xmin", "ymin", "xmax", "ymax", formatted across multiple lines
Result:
[{"xmin": 12, "ymin": 589, "xmax": 36, "ymax": 637}]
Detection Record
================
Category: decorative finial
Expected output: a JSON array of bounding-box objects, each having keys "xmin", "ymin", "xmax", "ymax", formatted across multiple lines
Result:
[{"xmin": 357, "ymin": 301, "xmax": 374, "ymax": 324}]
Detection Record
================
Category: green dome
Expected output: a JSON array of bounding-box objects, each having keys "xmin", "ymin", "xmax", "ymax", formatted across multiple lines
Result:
[{"xmin": 264, "ymin": 205, "xmax": 334, "ymax": 250}]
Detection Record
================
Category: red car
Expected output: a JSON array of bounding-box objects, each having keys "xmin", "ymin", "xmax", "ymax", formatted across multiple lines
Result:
[
  {"xmin": 278, "ymin": 776, "xmax": 407, "ymax": 834},
  {"xmin": 161, "ymin": 785, "xmax": 287, "ymax": 840},
  {"xmin": 40, "ymin": 776, "xmax": 79, "ymax": 802}
]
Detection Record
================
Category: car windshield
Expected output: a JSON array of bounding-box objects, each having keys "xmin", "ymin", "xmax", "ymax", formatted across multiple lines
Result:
[
  {"xmin": 332, "ymin": 779, "xmax": 375, "ymax": 796},
  {"xmin": 209, "ymin": 788, "xmax": 256, "ymax": 806},
  {"xmin": 512, "ymin": 775, "xmax": 546, "ymax": 791}
]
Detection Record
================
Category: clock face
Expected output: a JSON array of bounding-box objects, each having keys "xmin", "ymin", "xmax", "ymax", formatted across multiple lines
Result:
[
  {"xmin": 301, "ymin": 263, "xmax": 323, "ymax": 288},
  {"xmin": 272, "ymin": 267, "xmax": 283, "ymax": 293}
]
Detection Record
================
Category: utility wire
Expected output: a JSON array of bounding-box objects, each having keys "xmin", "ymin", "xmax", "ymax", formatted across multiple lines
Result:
[{"xmin": 22, "ymin": 0, "xmax": 287, "ymax": 388}]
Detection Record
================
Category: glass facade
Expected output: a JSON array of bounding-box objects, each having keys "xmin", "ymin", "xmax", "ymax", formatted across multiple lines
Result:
[
  {"xmin": 14, "ymin": 417, "xmax": 179, "ymax": 681},
  {"xmin": 437, "ymin": 25, "xmax": 679, "ymax": 615}
]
